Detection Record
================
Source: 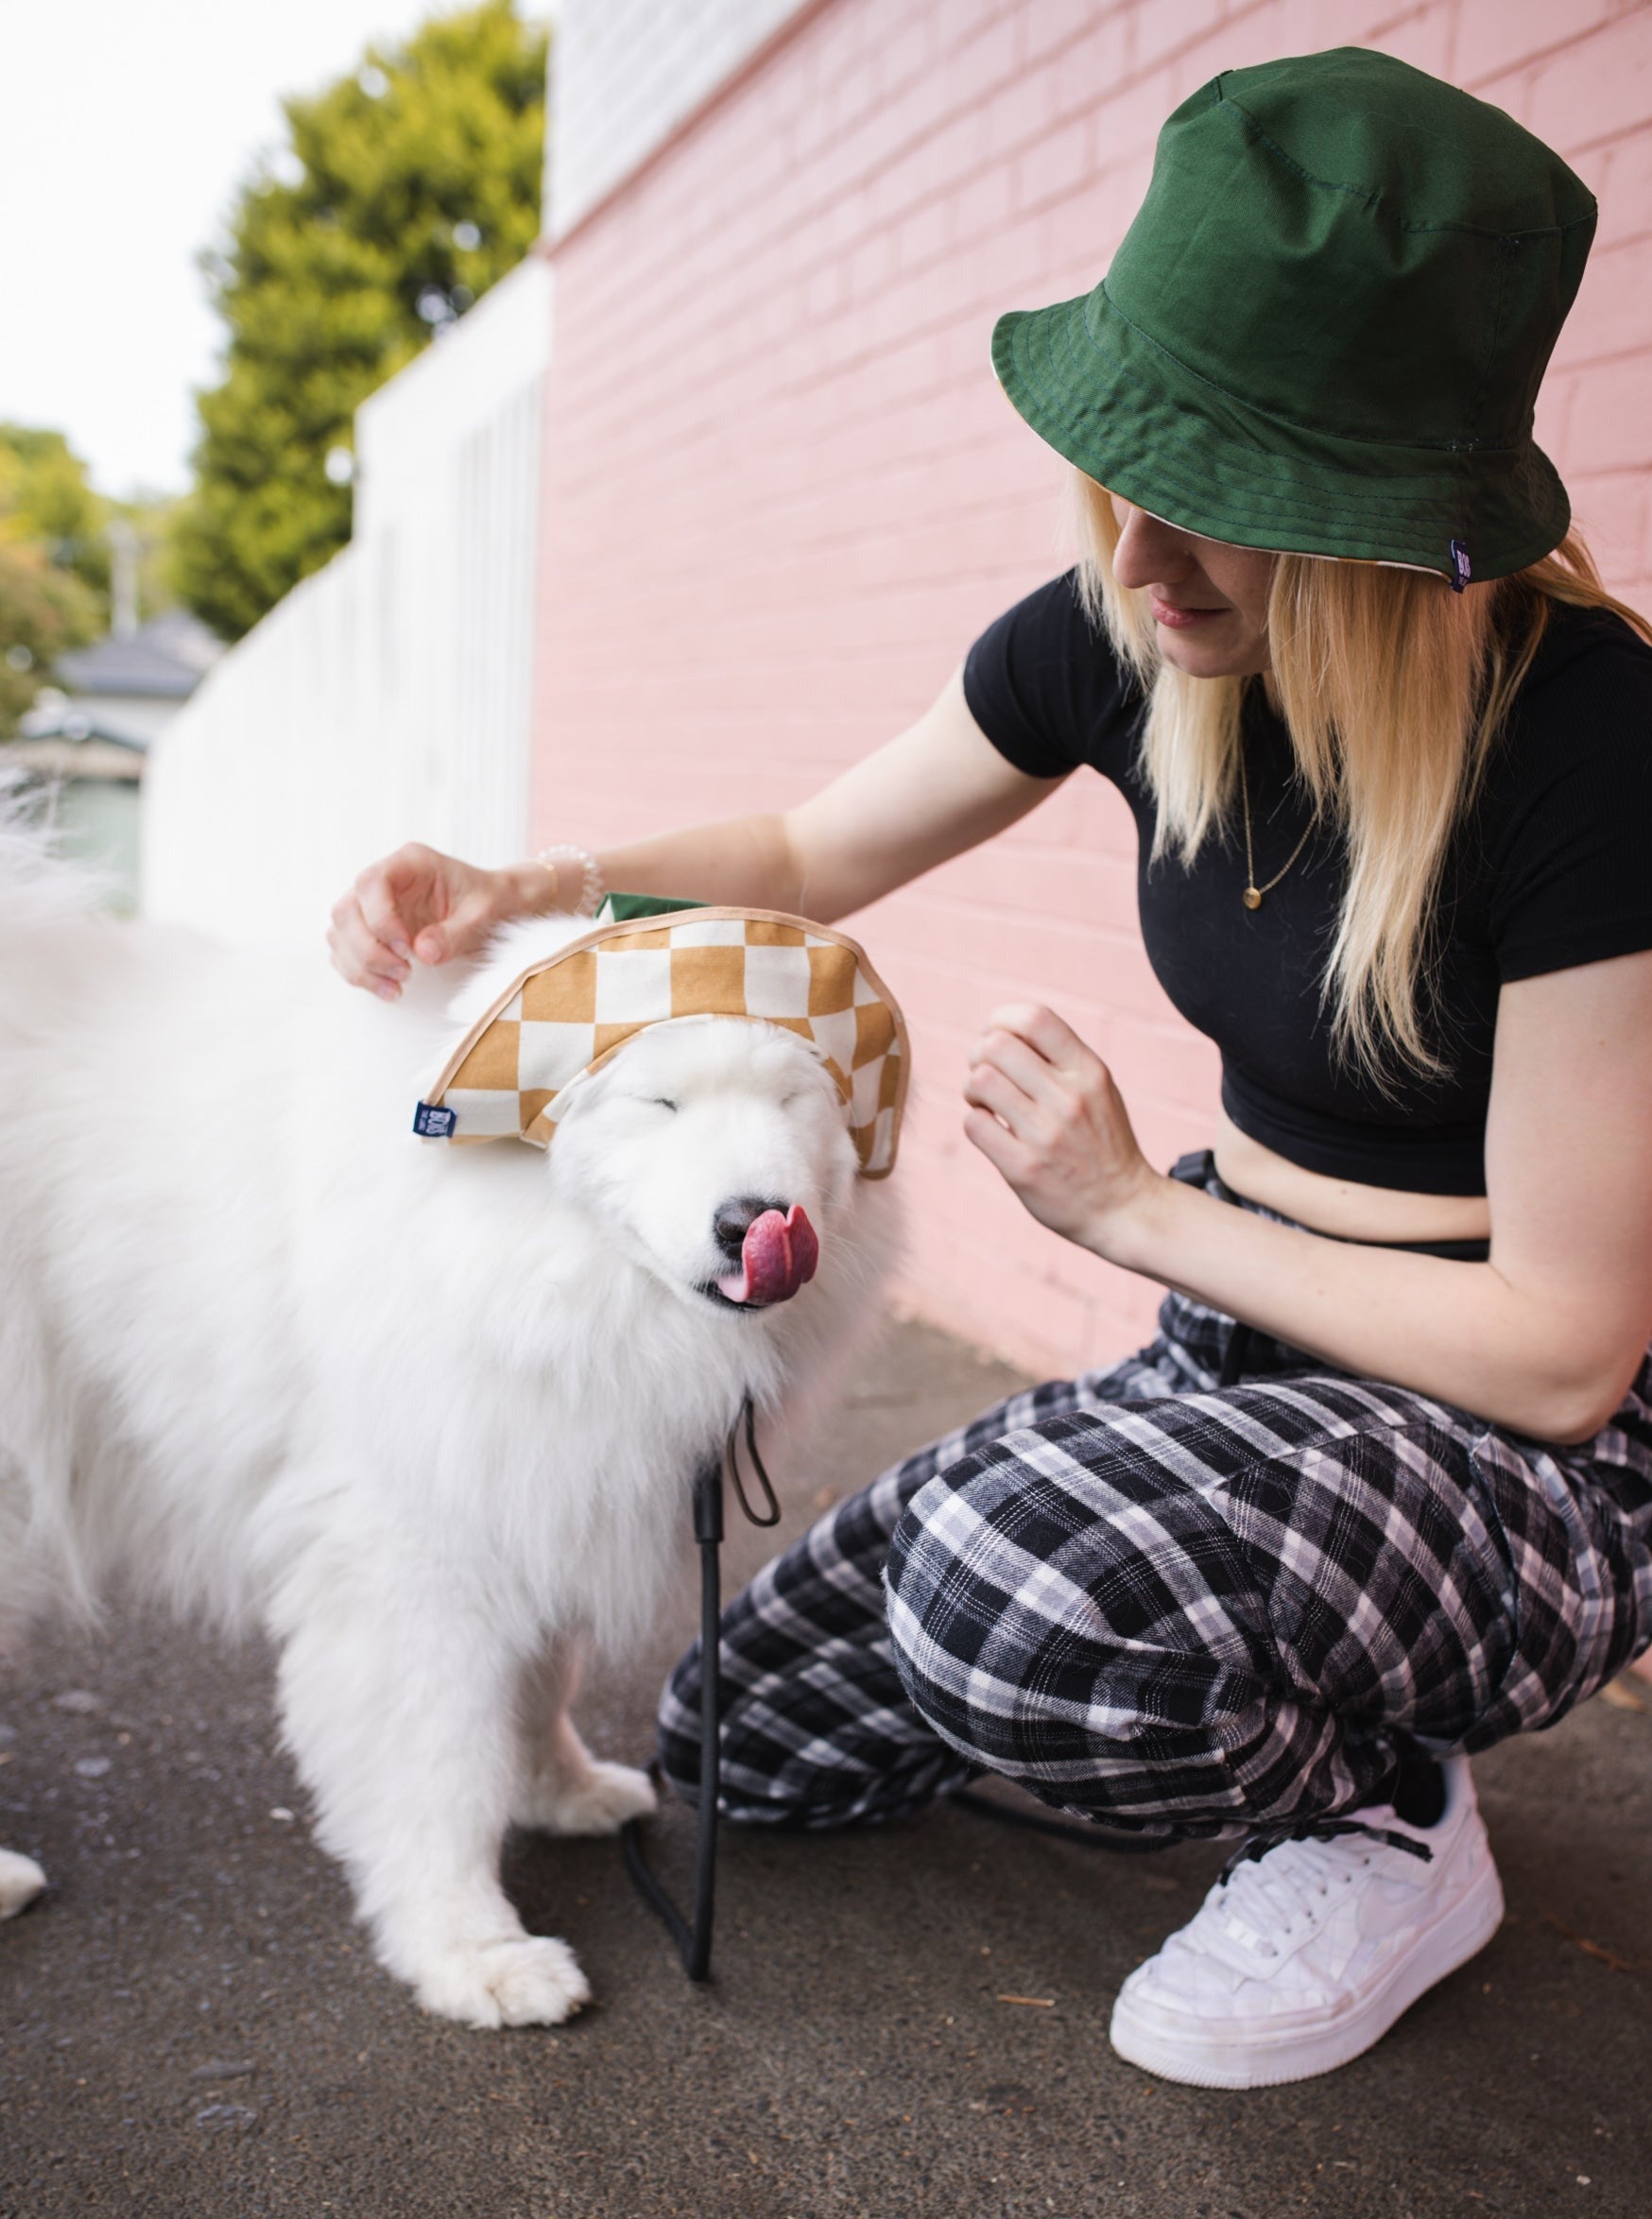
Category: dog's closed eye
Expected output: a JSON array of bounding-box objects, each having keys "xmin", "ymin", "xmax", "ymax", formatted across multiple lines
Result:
[{"xmin": 650, "ymin": 1097, "xmax": 680, "ymax": 1113}]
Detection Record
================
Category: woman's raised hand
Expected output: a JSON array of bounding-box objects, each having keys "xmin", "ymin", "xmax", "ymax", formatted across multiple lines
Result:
[
  {"xmin": 327, "ymin": 843, "xmax": 533, "ymax": 998},
  {"xmin": 964, "ymin": 1003, "xmax": 1161, "ymax": 1255}
]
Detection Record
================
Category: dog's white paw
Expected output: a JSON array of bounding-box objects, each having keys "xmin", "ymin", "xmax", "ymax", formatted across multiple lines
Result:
[
  {"xmin": 415, "ymin": 1933, "xmax": 592, "ymax": 2028},
  {"xmin": 520, "ymin": 1758, "xmax": 658, "ymax": 1837},
  {"xmin": 0, "ymin": 1849, "xmax": 46, "ymax": 1921}
]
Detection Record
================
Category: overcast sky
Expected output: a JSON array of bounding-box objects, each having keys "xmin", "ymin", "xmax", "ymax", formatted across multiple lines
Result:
[{"xmin": 2, "ymin": 2, "xmax": 548, "ymax": 500}]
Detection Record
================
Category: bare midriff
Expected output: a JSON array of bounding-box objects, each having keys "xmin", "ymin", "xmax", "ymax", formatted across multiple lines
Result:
[{"xmin": 1213, "ymin": 1107, "xmax": 1493, "ymax": 1246}]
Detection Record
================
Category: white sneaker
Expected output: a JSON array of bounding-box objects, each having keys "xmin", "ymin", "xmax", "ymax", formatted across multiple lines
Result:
[{"xmin": 1109, "ymin": 1757, "xmax": 1504, "ymax": 2089}]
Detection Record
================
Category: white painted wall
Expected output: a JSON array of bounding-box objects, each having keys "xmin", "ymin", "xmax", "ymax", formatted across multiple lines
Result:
[
  {"xmin": 145, "ymin": 0, "xmax": 806, "ymax": 947},
  {"xmin": 143, "ymin": 257, "xmax": 552, "ymax": 947},
  {"xmin": 547, "ymin": 0, "xmax": 808, "ymax": 234}
]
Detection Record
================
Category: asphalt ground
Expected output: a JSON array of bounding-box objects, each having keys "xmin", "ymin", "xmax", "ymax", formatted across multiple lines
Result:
[{"xmin": 3, "ymin": 1316, "xmax": 1650, "ymax": 2219}]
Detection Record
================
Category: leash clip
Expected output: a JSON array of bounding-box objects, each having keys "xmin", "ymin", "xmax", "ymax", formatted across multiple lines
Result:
[{"xmin": 725, "ymin": 1394, "xmax": 781, "ymax": 1527}]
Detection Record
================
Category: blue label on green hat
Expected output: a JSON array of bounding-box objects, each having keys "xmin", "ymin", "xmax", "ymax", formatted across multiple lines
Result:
[{"xmin": 1449, "ymin": 540, "xmax": 1471, "ymax": 593}]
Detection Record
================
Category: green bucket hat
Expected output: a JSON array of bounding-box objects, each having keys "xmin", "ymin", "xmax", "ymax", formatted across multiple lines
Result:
[{"xmin": 993, "ymin": 46, "xmax": 1597, "ymax": 585}]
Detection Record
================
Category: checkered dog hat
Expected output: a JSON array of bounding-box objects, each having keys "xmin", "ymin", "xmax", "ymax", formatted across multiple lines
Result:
[{"xmin": 414, "ymin": 904, "xmax": 909, "ymax": 1178}]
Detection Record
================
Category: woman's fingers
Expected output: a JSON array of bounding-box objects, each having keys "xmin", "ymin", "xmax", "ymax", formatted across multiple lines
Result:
[
  {"xmin": 355, "ymin": 878, "xmax": 416, "ymax": 963},
  {"xmin": 324, "ymin": 888, "xmax": 401, "ymax": 992},
  {"xmin": 970, "ymin": 1024, "xmax": 1071, "ymax": 1111},
  {"xmin": 976, "ymin": 1001, "xmax": 1093, "ymax": 1075},
  {"xmin": 328, "ymin": 843, "xmax": 489, "ymax": 990},
  {"xmin": 360, "ymin": 844, "xmax": 449, "ymax": 960},
  {"xmin": 962, "ymin": 1058, "xmax": 1041, "ymax": 1132},
  {"xmin": 963, "ymin": 1103, "xmax": 1039, "ymax": 1182},
  {"xmin": 961, "ymin": 1000, "xmax": 1158, "ymax": 1252},
  {"xmin": 438, "ymin": 880, "xmax": 517, "ymax": 963}
]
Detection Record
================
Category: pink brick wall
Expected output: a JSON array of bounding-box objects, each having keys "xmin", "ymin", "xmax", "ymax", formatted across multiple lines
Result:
[{"xmin": 533, "ymin": 0, "xmax": 1652, "ymax": 1378}]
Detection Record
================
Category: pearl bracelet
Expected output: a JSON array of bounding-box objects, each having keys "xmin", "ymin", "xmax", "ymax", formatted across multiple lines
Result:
[{"xmin": 534, "ymin": 842, "xmax": 606, "ymax": 918}]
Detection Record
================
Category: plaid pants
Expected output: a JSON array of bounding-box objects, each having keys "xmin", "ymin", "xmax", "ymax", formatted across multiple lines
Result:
[{"xmin": 659, "ymin": 1167, "xmax": 1652, "ymax": 1843}]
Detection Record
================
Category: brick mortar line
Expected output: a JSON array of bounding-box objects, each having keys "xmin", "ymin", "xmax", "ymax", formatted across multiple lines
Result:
[
  {"xmin": 556, "ymin": 142, "xmax": 1153, "ymax": 312},
  {"xmin": 561, "ymin": 38, "xmax": 1652, "ymax": 311},
  {"xmin": 550, "ymin": 0, "xmax": 1304, "ymax": 292},
  {"xmin": 544, "ymin": 0, "xmax": 841, "ymax": 249},
  {"xmin": 1462, "ymin": 26, "xmax": 1652, "ymax": 109},
  {"xmin": 1553, "ymin": 344, "xmax": 1652, "ymax": 374}
]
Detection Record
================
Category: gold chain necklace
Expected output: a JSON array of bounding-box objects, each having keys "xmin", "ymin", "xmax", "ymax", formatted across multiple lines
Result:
[{"xmin": 1237, "ymin": 746, "xmax": 1314, "ymax": 910}]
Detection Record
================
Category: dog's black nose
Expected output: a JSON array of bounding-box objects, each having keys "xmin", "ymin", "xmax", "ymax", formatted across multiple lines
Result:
[{"xmin": 713, "ymin": 1195, "xmax": 786, "ymax": 1261}]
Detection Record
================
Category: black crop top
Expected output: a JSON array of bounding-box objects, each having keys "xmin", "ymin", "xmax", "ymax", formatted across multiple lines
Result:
[{"xmin": 962, "ymin": 573, "xmax": 1652, "ymax": 1196}]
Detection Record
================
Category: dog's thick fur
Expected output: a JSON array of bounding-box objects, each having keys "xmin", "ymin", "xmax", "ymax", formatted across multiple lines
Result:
[{"xmin": 0, "ymin": 819, "xmax": 891, "ymax": 2023}]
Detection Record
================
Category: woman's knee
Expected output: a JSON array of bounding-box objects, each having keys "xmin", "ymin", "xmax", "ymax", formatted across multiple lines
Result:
[
  {"xmin": 883, "ymin": 1424, "xmax": 1262, "ymax": 1775},
  {"xmin": 883, "ymin": 1440, "xmax": 1093, "ymax": 1763}
]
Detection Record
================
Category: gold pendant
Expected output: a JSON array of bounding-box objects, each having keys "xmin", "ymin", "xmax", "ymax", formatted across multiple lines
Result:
[{"xmin": 1242, "ymin": 886, "xmax": 1263, "ymax": 911}]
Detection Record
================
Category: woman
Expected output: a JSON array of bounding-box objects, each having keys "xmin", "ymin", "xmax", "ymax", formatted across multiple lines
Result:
[{"xmin": 329, "ymin": 51, "xmax": 1652, "ymax": 2086}]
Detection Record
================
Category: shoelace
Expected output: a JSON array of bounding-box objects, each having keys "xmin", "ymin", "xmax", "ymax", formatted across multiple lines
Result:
[
  {"xmin": 1205, "ymin": 1820, "xmax": 1435, "ymax": 1964},
  {"xmin": 1219, "ymin": 1815, "xmax": 1434, "ymax": 1888}
]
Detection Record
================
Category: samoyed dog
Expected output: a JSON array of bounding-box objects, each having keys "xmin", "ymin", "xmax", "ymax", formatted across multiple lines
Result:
[{"xmin": 0, "ymin": 819, "xmax": 892, "ymax": 2025}]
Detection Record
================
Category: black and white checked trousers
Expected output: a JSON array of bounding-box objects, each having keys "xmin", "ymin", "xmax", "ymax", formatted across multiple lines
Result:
[{"xmin": 659, "ymin": 1162, "xmax": 1652, "ymax": 1843}]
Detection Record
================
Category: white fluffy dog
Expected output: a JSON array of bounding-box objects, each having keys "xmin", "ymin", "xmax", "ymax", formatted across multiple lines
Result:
[{"xmin": 0, "ymin": 821, "xmax": 891, "ymax": 2024}]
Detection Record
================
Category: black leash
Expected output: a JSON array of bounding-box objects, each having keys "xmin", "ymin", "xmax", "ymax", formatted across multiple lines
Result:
[
  {"xmin": 619, "ymin": 1394, "xmax": 779, "ymax": 1981},
  {"xmin": 622, "ymin": 1387, "xmax": 1189, "ymax": 1982},
  {"xmin": 625, "ymin": 1312, "xmax": 1446, "ymax": 1961},
  {"xmin": 725, "ymin": 1394, "xmax": 781, "ymax": 1529},
  {"xmin": 621, "ymin": 1390, "xmax": 1178, "ymax": 1986},
  {"xmin": 952, "ymin": 1789, "xmax": 1173, "ymax": 1854}
]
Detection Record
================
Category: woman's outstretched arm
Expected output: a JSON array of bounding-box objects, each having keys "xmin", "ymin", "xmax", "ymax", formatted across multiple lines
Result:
[{"xmin": 327, "ymin": 670, "xmax": 1061, "ymax": 995}]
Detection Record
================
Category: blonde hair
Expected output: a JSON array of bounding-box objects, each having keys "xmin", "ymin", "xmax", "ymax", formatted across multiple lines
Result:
[{"xmin": 1072, "ymin": 473, "xmax": 1652, "ymax": 1079}]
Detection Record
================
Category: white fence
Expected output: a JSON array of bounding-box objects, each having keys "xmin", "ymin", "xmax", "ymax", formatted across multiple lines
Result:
[{"xmin": 143, "ymin": 257, "xmax": 552, "ymax": 947}]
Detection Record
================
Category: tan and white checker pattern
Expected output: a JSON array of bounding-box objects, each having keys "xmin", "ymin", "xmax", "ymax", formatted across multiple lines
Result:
[{"xmin": 422, "ymin": 909, "xmax": 910, "ymax": 1178}]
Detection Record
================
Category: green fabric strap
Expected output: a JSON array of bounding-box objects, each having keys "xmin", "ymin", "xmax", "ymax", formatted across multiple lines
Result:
[{"xmin": 596, "ymin": 891, "xmax": 707, "ymax": 923}]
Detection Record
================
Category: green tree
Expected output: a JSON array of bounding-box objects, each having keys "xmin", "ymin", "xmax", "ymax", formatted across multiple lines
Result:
[
  {"xmin": 172, "ymin": 1, "xmax": 546, "ymax": 642},
  {"xmin": 0, "ymin": 425, "xmax": 104, "ymax": 735},
  {"xmin": 0, "ymin": 422, "xmax": 110, "ymax": 604},
  {"xmin": 0, "ymin": 549, "xmax": 100, "ymax": 737}
]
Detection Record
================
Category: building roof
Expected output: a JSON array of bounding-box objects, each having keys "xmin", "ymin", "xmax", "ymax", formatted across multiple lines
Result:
[
  {"xmin": 0, "ymin": 733, "xmax": 145, "ymax": 783},
  {"xmin": 57, "ymin": 610, "xmax": 222, "ymax": 700}
]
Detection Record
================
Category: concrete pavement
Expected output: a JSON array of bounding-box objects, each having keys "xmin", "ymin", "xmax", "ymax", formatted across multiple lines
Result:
[{"xmin": 3, "ymin": 1316, "xmax": 1650, "ymax": 2218}]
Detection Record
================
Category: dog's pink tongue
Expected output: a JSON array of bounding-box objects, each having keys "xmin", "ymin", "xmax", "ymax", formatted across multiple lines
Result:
[
  {"xmin": 717, "ymin": 1205, "xmax": 819, "ymax": 1306},
  {"xmin": 785, "ymin": 1203, "xmax": 819, "ymax": 1286}
]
